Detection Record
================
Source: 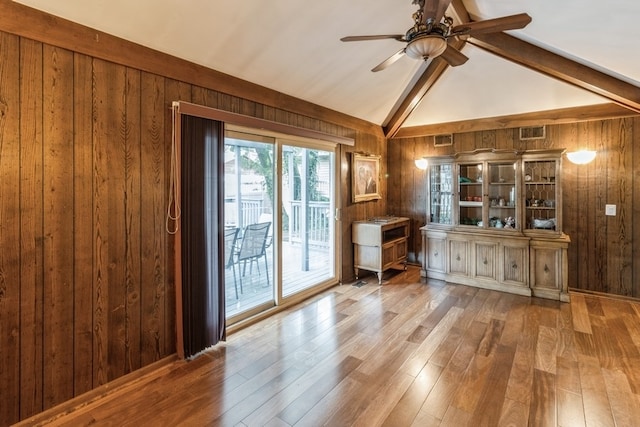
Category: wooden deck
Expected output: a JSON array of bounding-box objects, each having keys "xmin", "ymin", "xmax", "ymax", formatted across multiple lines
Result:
[
  {"xmin": 19, "ymin": 266, "xmax": 640, "ymax": 426},
  {"xmin": 225, "ymin": 242, "xmax": 333, "ymax": 318}
]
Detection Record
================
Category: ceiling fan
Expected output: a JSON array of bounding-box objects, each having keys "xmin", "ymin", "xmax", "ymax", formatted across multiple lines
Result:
[{"xmin": 341, "ymin": 0, "xmax": 531, "ymax": 72}]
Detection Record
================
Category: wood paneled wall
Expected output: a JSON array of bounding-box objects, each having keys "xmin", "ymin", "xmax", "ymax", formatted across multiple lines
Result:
[
  {"xmin": 0, "ymin": 15, "xmax": 385, "ymax": 425},
  {"xmin": 389, "ymin": 118, "xmax": 640, "ymax": 297}
]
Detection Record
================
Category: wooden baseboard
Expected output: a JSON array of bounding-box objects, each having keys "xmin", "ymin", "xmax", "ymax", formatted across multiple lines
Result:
[{"xmin": 569, "ymin": 287, "xmax": 640, "ymax": 302}]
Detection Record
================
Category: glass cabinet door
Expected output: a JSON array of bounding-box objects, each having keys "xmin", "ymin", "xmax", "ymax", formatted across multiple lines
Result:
[
  {"xmin": 487, "ymin": 161, "xmax": 518, "ymax": 230},
  {"xmin": 523, "ymin": 159, "xmax": 559, "ymax": 232},
  {"xmin": 427, "ymin": 162, "xmax": 453, "ymax": 225},
  {"xmin": 458, "ymin": 163, "xmax": 483, "ymax": 227}
]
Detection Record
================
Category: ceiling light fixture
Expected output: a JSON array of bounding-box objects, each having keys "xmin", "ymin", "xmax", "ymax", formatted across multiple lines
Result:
[
  {"xmin": 404, "ymin": 34, "xmax": 447, "ymax": 60},
  {"xmin": 566, "ymin": 150, "xmax": 596, "ymax": 165},
  {"xmin": 414, "ymin": 158, "xmax": 428, "ymax": 170}
]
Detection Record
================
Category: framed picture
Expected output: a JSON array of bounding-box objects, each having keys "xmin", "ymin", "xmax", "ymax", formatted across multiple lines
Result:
[{"xmin": 352, "ymin": 153, "xmax": 381, "ymax": 202}]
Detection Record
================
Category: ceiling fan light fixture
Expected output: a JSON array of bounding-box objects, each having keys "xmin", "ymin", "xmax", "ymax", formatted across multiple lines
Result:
[{"xmin": 405, "ymin": 34, "xmax": 447, "ymax": 60}]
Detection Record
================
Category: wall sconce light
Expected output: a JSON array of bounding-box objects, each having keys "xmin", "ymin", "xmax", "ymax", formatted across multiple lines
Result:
[
  {"xmin": 566, "ymin": 150, "xmax": 596, "ymax": 165},
  {"xmin": 414, "ymin": 158, "xmax": 428, "ymax": 170}
]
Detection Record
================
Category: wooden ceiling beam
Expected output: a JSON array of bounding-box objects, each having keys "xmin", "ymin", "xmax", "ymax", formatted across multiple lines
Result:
[
  {"xmin": 393, "ymin": 103, "xmax": 638, "ymax": 139},
  {"xmin": 383, "ymin": 0, "xmax": 471, "ymax": 138},
  {"xmin": 383, "ymin": 54, "xmax": 452, "ymax": 138},
  {"xmin": 469, "ymin": 32, "xmax": 640, "ymax": 114}
]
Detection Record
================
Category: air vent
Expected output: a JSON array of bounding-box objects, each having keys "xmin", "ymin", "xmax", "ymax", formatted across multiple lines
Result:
[
  {"xmin": 433, "ymin": 133, "xmax": 453, "ymax": 147},
  {"xmin": 519, "ymin": 125, "xmax": 545, "ymax": 140}
]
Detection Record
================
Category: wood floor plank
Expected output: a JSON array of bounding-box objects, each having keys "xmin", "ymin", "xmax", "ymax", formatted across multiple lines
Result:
[
  {"xmin": 399, "ymin": 306, "xmax": 463, "ymax": 377},
  {"xmin": 21, "ymin": 275, "xmax": 640, "ymax": 427},
  {"xmin": 498, "ymin": 397, "xmax": 529, "ymax": 427},
  {"xmin": 528, "ymin": 368, "xmax": 556, "ymax": 427},
  {"xmin": 415, "ymin": 320, "xmax": 487, "ymax": 421},
  {"xmin": 577, "ymin": 353, "xmax": 616, "ymax": 427},
  {"xmin": 535, "ymin": 325, "xmax": 559, "ymax": 374},
  {"xmin": 351, "ymin": 370, "xmax": 415, "ymax": 427},
  {"xmin": 601, "ymin": 367, "xmax": 640, "ymax": 427},
  {"xmin": 469, "ymin": 343, "xmax": 517, "ymax": 426},
  {"xmin": 556, "ymin": 356, "xmax": 581, "ymax": 394},
  {"xmin": 556, "ymin": 388, "xmax": 586, "ymax": 427},
  {"xmin": 241, "ymin": 332, "xmax": 370, "ymax": 426},
  {"xmin": 275, "ymin": 355, "xmax": 363, "ymax": 426},
  {"xmin": 570, "ymin": 293, "xmax": 593, "ymax": 334},
  {"xmin": 380, "ymin": 362, "xmax": 442, "ymax": 426}
]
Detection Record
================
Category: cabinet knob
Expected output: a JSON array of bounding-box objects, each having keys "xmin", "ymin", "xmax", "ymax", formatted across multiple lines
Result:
[
  {"xmin": 456, "ymin": 254, "xmax": 460, "ymax": 261},
  {"xmin": 512, "ymin": 263, "xmax": 518, "ymax": 269},
  {"xmin": 483, "ymin": 258, "xmax": 488, "ymax": 265}
]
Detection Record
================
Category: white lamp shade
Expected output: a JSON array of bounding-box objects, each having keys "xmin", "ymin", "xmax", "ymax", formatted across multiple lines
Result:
[
  {"xmin": 405, "ymin": 35, "xmax": 447, "ymax": 60},
  {"xmin": 566, "ymin": 150, "xmax": 596, "ymax": 165},
  {"xmin": 414, "ymin": 158, "xmax": 428, "ymax": 170}
]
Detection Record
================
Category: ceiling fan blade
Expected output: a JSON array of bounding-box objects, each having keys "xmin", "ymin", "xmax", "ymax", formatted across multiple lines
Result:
[
  {"xmin": 341, "ymin": 35, "xmax": 405, "ymax": 42},
  {"xmin": 372, "ymin": 49, "xmax": 406, "ymax": 72},
  {"xmin": 451, "ymin": 13, "xmax": 532, "ymax": 36},
  {"xmin": 440, "ymin": 45, "xmax": 468, "ymax": 67}
]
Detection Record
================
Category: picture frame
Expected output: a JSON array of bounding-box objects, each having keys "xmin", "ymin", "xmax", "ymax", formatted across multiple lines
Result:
[{"xmin": 352, "ymin": 153, "xmax": 382, "ymax": 202}]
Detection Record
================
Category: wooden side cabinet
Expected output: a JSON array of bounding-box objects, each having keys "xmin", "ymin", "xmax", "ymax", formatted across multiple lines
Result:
[
  {"xmin": 530, "ymin": 236, "xmax": 570, "ymax": 302},
  {"xmin": 353, "ymin": 217, "xmax": 410, "ymax": 284}
]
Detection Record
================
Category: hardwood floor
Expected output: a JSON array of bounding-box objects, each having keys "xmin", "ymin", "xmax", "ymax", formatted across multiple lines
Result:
[{"xmin": 20, "ymin": 266, "xmax": 640, "ymax": 426}]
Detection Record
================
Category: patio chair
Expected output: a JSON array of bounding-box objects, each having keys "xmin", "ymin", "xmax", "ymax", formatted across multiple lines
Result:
[
  {"xmin": 236, "ymin": 221, "xmax": 271, "ymax": 288},
  {"xmin": 224, "ymin": 227, "xmax": 241, "ymax": 299}
]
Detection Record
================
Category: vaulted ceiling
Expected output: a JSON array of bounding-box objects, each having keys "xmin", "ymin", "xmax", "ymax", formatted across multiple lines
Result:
[{"xmin": 14, "ymin": 0, "xmax": 640, "ymax": 137}]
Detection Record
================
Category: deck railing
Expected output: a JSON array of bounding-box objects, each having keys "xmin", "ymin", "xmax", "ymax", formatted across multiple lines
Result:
[
  {"xmin": 288, "ymin": 201, "xmax": 331, "ymax": 247},
  {"xmin": 225, "ymin": 199, "xmax": 331, "ymax": 248}
]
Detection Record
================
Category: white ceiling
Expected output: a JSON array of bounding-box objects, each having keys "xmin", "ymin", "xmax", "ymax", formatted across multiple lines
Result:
[{"xmin": 14, "ymin": 0, "xmax": 640, "ymax": 129}]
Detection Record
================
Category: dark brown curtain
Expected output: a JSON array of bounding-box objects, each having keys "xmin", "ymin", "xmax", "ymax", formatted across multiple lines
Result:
[{"xmin": 180, "ymin": 115, "xmax": 226, "ymax": 358}]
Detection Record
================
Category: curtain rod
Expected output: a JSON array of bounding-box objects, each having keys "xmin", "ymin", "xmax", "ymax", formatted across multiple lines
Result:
[{"xmin": 172, "ymin": 101, "xmax": 355, "ymax": 146}]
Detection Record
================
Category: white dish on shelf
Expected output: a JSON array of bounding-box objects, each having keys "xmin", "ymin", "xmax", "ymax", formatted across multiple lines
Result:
[{"xmin": 532, "ymin": 218, "xmax": 556, "ymax": 229}]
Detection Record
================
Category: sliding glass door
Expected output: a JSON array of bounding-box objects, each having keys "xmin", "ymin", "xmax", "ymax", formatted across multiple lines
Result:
[
  {"xmin": 281, "ymin": 145, "xmax": 335, "ymax": 297},
  {"xmin": 224, "ymin": 129, "xmax": 338, "ymax": 321},
  {"xmin": 224, "ymin": 132, "xmax": 275, "ymax": 317}
]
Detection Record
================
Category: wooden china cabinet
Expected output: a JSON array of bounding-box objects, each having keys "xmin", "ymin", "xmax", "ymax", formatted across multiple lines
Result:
[{"xmin": 420, "ymin": 149, "xmax": 570, "ymax": 302}]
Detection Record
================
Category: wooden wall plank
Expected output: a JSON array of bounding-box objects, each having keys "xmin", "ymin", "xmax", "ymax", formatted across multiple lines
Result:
[
  {"xmin": 102, "ymin": 61, "xmax": 129, "ymax": 381},
  {"xmin": 123, "ymin": 67, "xmax": 142, "ymax": 373},
  {"xmin": 0, "ymin": 31, "xmax": 22, "ymax": 425},
  {"xmin": 633, "ymin": 118, "xmax": 640, "ymax": 297},
  {"xmin": 42, "ymin": 44, "xmax": 75, "ymax": 409},
  {"xmin": 92, "ymin": 58, "xmax": 111, "ymax": 387},
  {"xmin": 18, "ymin": 37, "xmax": 45, "ymax": 420},
  {"xmin": 73, "ymin": 52, "xmax": 95, "ymax": 397},
  {"xmin": 560, "ymin": 123, "xmax": 578, "ymax": 288},
  {"xmin": 140, "ymin": 72, "xmax": 166, "ymax": 366},
  {"xmin": 610, "ymin": 119, "xmax": 632, "ymax": 295},
  {"xmin": 579, "ymin": 121, "xmax": 596, "ymax": 291},
  {"xmin": 593, "ymin": 121, "xmax": 608, "ymax": 291}
]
